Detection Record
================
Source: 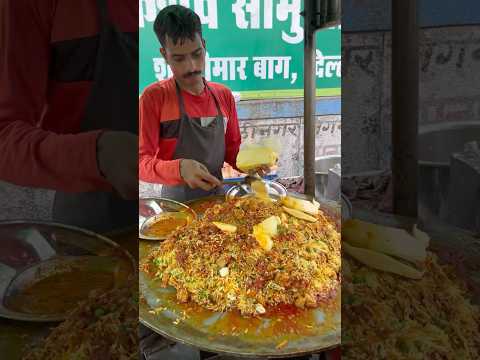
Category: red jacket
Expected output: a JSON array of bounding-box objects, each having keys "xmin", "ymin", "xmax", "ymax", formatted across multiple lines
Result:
[
  {"xmin": 139, "ymin": 77, "xmax": 241, "ymax": 185},
  {"xmin": 0, "ymin": 0, "xmax": 136, "ymax": 192}
]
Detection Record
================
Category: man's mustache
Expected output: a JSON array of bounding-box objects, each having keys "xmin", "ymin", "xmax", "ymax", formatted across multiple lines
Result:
[{"xmin": 183, "ymin": 71, "xmax": 202, "ymax": 78}]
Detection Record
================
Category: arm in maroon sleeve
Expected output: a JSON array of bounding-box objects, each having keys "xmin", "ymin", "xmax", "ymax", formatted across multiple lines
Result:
[
  {"xmin": 138, "ymin": 91, "xmax": 183, "ymax": 185},
  {"xmin": 224, "ymin": 91, "xmax": 241, "ymax": 170},
  {"xmin": 0, "ymin": 0, "xmax": 110, "ymax": 192}
]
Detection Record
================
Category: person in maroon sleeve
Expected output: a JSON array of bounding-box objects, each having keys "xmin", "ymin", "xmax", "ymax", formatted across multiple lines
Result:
[
  {"xmin": 139, "ymin": 4, "xmax": 244, "ymax": 203},
  {"xmin": 0, "ymin": 0, "xmax": 138, "ymax": 232}
]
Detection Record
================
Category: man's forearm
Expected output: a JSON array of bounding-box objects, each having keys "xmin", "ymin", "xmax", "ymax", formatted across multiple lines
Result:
[{"xmin": 0, "ymin": 121, "xmax": 111, "ymax": 192}]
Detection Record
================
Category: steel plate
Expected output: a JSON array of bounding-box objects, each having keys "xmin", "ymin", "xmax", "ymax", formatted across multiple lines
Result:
[
  {"xmin": 0, "ymin": 225, "xmax": 137, "ymax": 359},
  {"xmin": 139, "ymin": 194, "xmax": 341, "ymax": 357}
]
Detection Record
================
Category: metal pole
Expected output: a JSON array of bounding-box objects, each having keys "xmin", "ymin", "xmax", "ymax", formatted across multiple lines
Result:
[
  {"xmin": 391, "ymin": 0, "xmax": 419, "ymax": 217},
  {"xmin": 304, "ymin": 0, "xmax": 317, "ymax": 198}
]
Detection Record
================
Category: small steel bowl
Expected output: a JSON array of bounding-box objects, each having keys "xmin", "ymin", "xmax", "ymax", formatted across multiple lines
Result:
[
  {"xmin": 225, "ymin": 180, "xmax": 287, "ymax": 201},
  {"xmin": 139, "ymin": 198, "xmax": 197, "ymax": 241},
  {"xmin": 0, "ymin": 221, "xmax": 134, "ymax": 322}
]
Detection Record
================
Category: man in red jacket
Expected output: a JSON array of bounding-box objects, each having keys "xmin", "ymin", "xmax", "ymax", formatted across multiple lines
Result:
[
  {"xmin": 0, "ymin": 0, "xmax": 138, "ymax": 231},
  {"xmin": 139, "ymin": 4, "xmax": 242, "ymax": 202}
]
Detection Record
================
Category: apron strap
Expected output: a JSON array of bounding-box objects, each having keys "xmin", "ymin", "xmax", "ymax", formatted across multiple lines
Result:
[
  {"xmin": 204, "ymin": 81, "xmax": 224, "ymax": 118},
  {"xmin": 174, "ymin": 80, "xmax": 188, "ymax": 118},
  {"xmin": 174, "ymin": 79, "xmax": 224, "ymax": 119}
]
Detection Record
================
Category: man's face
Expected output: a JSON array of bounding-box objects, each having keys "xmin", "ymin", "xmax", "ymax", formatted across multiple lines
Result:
[{"xmin": 161, "ymin": 33, "xmax": 206, "ymax": 88}]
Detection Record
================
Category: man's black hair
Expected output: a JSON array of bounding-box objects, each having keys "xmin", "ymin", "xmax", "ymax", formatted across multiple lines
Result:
[{"xmin": 154, "ymin": 5, "xmax": 203, "ymax": 47}]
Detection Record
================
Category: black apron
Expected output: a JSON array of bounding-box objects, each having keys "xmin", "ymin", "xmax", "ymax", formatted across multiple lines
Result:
[
  {"xmin": 160, "ymin": 80, "xmax": 226, "ymax": 203},
  {"xmin": 52, "ymin": 0, "xmax": 138, "ymax": 233}
]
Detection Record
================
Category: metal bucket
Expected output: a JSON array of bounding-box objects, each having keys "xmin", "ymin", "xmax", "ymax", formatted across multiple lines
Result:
[
  {"xmin": 315, "ymin": 155, "xmax": 341, "ymax": 201},
  {"xmin": 418, "ymin": 122, "xmax": 480, "ymax": 225}
]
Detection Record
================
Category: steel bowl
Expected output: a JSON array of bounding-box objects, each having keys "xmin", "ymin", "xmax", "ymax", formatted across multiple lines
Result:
[
  {"xmin": 0, "ymin": 221, "xmax": 134, "ymax": 322},
  {"xmin": 225, "ymin": 180, "xmax": 287, "ymax": 201},
  {"xmin": 139, "ymin": 198, "xmax": 197, "ymax": 241}
]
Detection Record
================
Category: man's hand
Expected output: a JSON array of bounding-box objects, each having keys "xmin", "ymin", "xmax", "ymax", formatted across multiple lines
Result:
[
  {"xmin": 97, "ymin": 131, "xmax": 138, "ymax": 200},
  {"xmin": 180, "ymin": 159, "xmax": 221, "ymax": 191},
  {"xmin": 253, "ymin": 165, "xmax": 272, "ymax": 177},
  {"xmin": 247, "ymin": 163, "xmax": 276, "ymax": 178}
]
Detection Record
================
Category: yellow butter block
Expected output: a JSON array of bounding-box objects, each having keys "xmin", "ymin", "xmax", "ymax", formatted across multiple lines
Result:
[
  {"xmin": 282, "ymin": 196, "xmax": 319, "ymax": 216},
  {"xmin": 236, "ymin": 147, "xmax": 278, "ymax": 172},
  {"xmin": 212, "ymin": 222, "xmax": 237, "ymax": 233},
  {"xmin": 282, "ymin": 206, "xmax": 318, "ymax": 222},
  {"xmin": 252, "ymin": 216, "xmax": 280, "ymax": 251},
  {"xmin": 253, "ymin": 226, "xmax": 273, "ymax": 251},
  {"xmin": 343, "ymin": 219, "xmax": 427, "ymax": 263},
  {"xmin": 343, "ymin": 242, "xmax": 424, "ymax": 279}
]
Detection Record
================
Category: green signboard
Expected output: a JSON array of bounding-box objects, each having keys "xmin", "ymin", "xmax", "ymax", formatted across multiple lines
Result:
[{"xmin": 139, "ymin": 0, "xmax": 341, "ymax": 99}]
